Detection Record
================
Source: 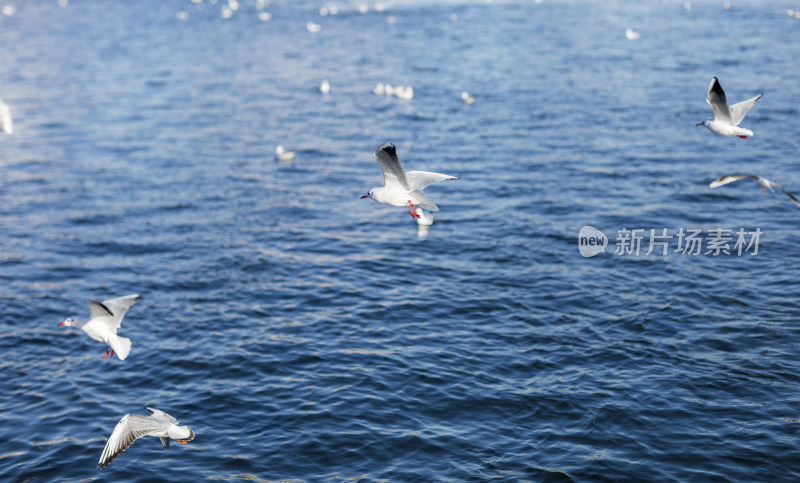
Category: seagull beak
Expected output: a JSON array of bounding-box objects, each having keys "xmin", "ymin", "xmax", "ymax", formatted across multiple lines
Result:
[
  {"xmin": 58, "ymin": 321, "xmax": 65, "ymax": 326},
  {"xmin": 696, "ymin": 122, "xmax": 703, "ymax": 126},
  {"xmin": 360, "ymin": 195, "xmax": 368, "ymax": 199}
]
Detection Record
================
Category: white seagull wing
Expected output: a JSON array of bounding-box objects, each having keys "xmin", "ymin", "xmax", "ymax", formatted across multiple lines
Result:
[
  {"xmin": 374, "ymin": 143, "xmax": 409, "ymax": 190},
  {"xmin": 87, "ymin": 299, "xmax": 114, "ymax": 320},
  {"xmin": 708, "ymin": 174, "xmax": 758, "ymax": 188},
  {"xmin": 102, "ymin": 294, "xmax": 141, "ymax": 328},
  {"xmin": 405, "ymin": 171, "xmax": 459, "ymax": 191},
  {"xmin": 729, "ymin": 94, "xmax": 762, "ymax": 126},
  {"xmin": 146, "ymin": 407, "xmax": 179, "ymax": 425},
  {"xmin": 98, "ymin": 414, "xmax": 165, "ymax": 469},
  {"xmin": 706, "ymin": 77, "xmax": 732, "ymax": 123}
]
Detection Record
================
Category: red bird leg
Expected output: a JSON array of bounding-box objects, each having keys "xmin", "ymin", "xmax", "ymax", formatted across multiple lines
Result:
[
  {"xmin": 103, "ymin": 345, "xmax": 110, "ymax": 359},
  {"xmin": 110, "ymin": 349, "xmax": 115, "ymax": 358},
  {"xmin": 407, "ymin": 201, "xmax": 420, "ymax": 219}
]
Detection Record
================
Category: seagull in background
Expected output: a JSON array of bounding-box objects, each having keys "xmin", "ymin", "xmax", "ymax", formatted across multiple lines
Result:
[
  {"xmin": 98, "ymin": 408, "xmax": 195, "ymax": 469},
  {"xmin": 361, "ymin": 143, "xmax": 459, "ymax": 219},
  {"xmin": 709, "ymin": 174, "xmax": 800, "ymax": 207},
  {"xmin": 625, "ymin": 28, "xmax": 640, "ymax": 40},
  {"xmin": 394, "ymin": 85, "xmax": 413, "ymax": 100},
  {"xmin": 0, "ymin": 97, "xmax": 12, "ymax": 135},
  {"xmin": 319, "ymin": 79, "xmax": 330, "ymax": 94},
  {"xmin": 58, "ymin": 294, "xmax": 140, "ymax": 360},
  {"xmin": 275, "ymin": 145, "xmax": 295, "ymax": 161},
  {"xmin": 697, "ymin": 77, "xmax": 762, "ymax": 139},
  {"xmin": 461, "ymin": 91, "xmax": 475, "ymax": 104}
]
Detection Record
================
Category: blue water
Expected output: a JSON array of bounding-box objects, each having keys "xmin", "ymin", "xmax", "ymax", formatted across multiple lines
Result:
[{"xmin": 2, "ymin": 0, "xmax": 800, "ymax": 481}]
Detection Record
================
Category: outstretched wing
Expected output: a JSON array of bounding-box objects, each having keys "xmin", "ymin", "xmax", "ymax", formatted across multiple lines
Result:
[
  {"xmin": 729, "ymin": 94, "xmax": 762, "ymax": 126},
  {"xmin": 146, "ymin": 407, "xmax": 179, "ymax": 425},
  {"xmin": 708, "ymin": 174, "xmax": 758, "ymax": 188},
  {"xmin": 405, "ymin": 171, "xmax": 459, "ymax": 191},
  {"xmin": 98, "ymin": 414, "xmax": 164, "ymax": 469},
  {"xmin": 706, "ymin": 77, "xmax": 731, "ymax": 123},
  {"xmin": 101, "ymin": 294, "xmax": 141, "ymax": 330},
  {"xmin": 87, "ymin": 299, "xmax": 114, "ymax": 320},
  {"xmin": 775, "ymin": 185, "xmax": 800, "ymax": 207},
  {"xmin": 374, "ymin": 143, "xmax": 409, "ymax": 190}
]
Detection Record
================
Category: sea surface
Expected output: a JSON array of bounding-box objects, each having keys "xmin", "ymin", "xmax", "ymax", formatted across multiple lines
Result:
[{"xmin": 2, "ymin": 0, "xmax": 800, "ymax": 481}]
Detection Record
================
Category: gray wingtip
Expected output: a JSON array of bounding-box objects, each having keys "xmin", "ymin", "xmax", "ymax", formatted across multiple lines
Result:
[{"xmin": 377, "ymin": 143, "xmax": 396, "ymax": 157}]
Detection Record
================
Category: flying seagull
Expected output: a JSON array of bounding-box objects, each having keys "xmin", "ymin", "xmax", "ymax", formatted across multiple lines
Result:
[
  {"xmin": 0, "ymin": 97, "xmax": 12, "ymax": 135},
  {"xmin": 709, "ymin": 174, "xmax": 800, "ymax": 207},
  {"xmin": 361, "ymin": 143, "xmax": 459, "ymax": 219},
  {"xmin": 58, "ymin": 294, "xmax": 140, "ymax": 360},
  {"xmin": 697, "ymin": 77, "xmax": 762, "ymax": 139},
  {"xmin": 98, "ymin": 408, "xmax": 195, "ymax": 469}
]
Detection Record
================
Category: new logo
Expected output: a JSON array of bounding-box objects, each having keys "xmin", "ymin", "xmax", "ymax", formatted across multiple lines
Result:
[{"xmin": 578, "ymin": 226, "xmax": 608, "ymax": 257}]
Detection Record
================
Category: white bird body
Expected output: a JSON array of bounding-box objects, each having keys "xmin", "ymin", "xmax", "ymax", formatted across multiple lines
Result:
[
  {"xmin": 461, "ymin": 91, "xmax": 475, "ymax": 104},
  {"xmin": 319, "ymin": 79, "xmax": 330, "ymax": 94},
  {"xmin": 698, "ymin": 77, "xmax": 761, "ymax": 139},
  {"xmin": 703, "ymin": 120, "xmax": 753, "ymax": 138},
  {"xmin": 362, "ymin": 143, "xmax": 458, "ymax": 219},
  {"xmin": 709, "ymin": 174, "xmax": 800, "ymax": 207},
  {"xmin": 275, "ymin": 145, "xmax": 295, "ymax": 161},
  {"xmin": 395, "ymin": 85, "xmax": 413, "ymax": 100},
  {"xmin": 98, "ymin": 408, "xmax": 194, "ymax": 469},
  {"xmin": 625, "ymin": 28, "xmax": 640, "ymax": 40},
  {"xmin": 0, "ymin": 98, "xmax": 12, "ymax": 135},
  {"xmin": 59, "ymin": 294, "xmax": 140, "ymax": 360}
]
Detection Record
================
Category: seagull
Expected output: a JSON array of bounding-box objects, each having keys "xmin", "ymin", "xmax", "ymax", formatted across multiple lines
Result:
[
  {"xmin": 361, "ymin": 143, "xmax": 458, "ymax": 219},
  {"xmin": 697, "ymin": 77, "xmax": 762, "ymax": 139},
  {"xmin": 275, "ymin": 145, "xmax": 295, "ymax": 161},
  {"xmin": 58, "ymin": 294, "xmax": 140, "ymax": 360},
  {"xmin": 394, "ymin": 85, "xmax": 413, "ymax": 100},
  {"xmin": 98, "ymin": 408, "xmax": 195, "ymax": 469},
  {"xmin": 709, "ymin": 174, "xmax": 800, "ymax": 207},
  {"xmin": 306, "ymin": 21, "xmax": 322, "ymax": 32},
  {"xmin": 373, "ymin": 82, "xmax": 385, "ymax": 95},
  {"xmin": 625, "ymin": 28, "xmax": 640, "ymax": 40},
  {"xmin": 0, "ymin": 97, "xmax": 12, "ymax": 135},
  {"xmin": 319, "ymin": 79, "xmax": 330, "ymax": 94},
  {"xmin": 461, "ymin": 91, "xmax": 475, "ymax": 104}
]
